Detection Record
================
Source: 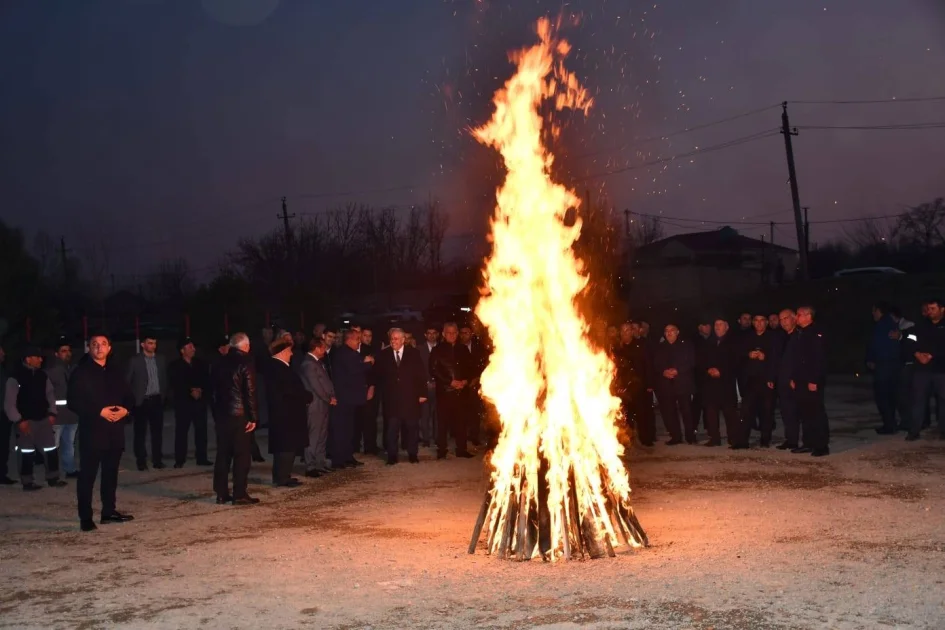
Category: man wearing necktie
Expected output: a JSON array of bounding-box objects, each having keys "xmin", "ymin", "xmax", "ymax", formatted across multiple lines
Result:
[{"xmin": 376, "ymin": 328, "xmax": 428, "ymax": 465}]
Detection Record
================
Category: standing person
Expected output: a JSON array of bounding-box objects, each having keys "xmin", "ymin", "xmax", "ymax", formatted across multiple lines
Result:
[
  {"xmin": 906, "ymin": 298, "xmax": 945, "ymax": 441},
  {"xmin": 168, "ymin": 337, "xmax": 212, "ymax": 468},
  {"xmin": 353, "ymin": 325, "xmax": 380, "ymax": 457},
  {"xmin": 791, "ymin": 306, "xmax": 830, "ymax": 456},
  {"xmin": 126, "ymin": 334, "xmax": 167, "ymax": 470},
  {"xmin": 890, "ymin": 306, "xmax": 919, "ymax": 432},
  {"xmin": 430, "ymin": 322, "xmax": 474, "ymax": 459},
  {"xmin": 289, "ymin": 331, "xmax": 307, "ymax": 372},
  {"xmin": 652, "ymin": 324, "xmax": 696, "ymax": 444},
  {"xmin": 0, "ymin": 344, "xmax": 14, "ymax": 485},
  {"xmin": 735, "ymin": 311, "xmax": 753, "ymax": 405},
  {"xmin": 613, "ymin": 322, "xmax": 654, "ymax": 446},
  {"xmin": 691, "ymin": 319, "xmax": 713, "ymax": 435},
  {"xmin": 375, "ymin": 328, "xmax": 428, "ymax": 465},
  {"xmin": 417, "ymin": 326, "xmax": 438, "ymax": 448},
  {"xmin": 459, "ymin": 323, "xmax": 486, "ymax": 447},
  {"xmin": 866, "ymin": 302, "xmax": 902, "ymax": 435},
  {"xmin": 212, "ymin": 333, "xmax": 259, "ymax": 505},
  {"xmin": 264, "ymin": 335, "xmax": 313, "ymax": 487},
  {"xmin": 68, "ymin": 333, "xmax": 135, "ymax": 531},
  {"xmin": 702, "ymin": 318, "xmax": 742, "ymax": 448},
  {"xmin": 329, "ymin": 329, "xmax": 373, "ymax": 469},
  {"xmin": 4, "ymin": 346, "xmax": 67, "ymax": 491},
  {"xmin": 46, "ymin": 338, "xmax": 80, "ymax": 478},
  {"xmin": 768, "ymin": 313, "xmax": 781, "ymax": 332},
  {"xmin": 739, "ymin": 314, "xmax": 779, "ymax": 447},
  {"xmin": 299, "ymin": 337, "xmax": 336, "ymax": 477},
  {"xmin": 776, "ymin": 309, "xmax": 803, "ymax": 450}
]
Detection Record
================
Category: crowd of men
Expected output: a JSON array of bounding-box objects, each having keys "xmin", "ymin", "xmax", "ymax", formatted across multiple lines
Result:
[
  {"xmin": 0, "ymin": 319, "xmax": 491, "ymax": 532},
  {"xmin": 0, "ymin": 297, "xmax": 941, "ymax": 532}
]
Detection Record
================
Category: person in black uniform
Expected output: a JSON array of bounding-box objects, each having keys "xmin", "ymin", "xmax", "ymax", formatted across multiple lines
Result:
[
  {"xmin": 168, "ymin": 337, "xmax": 212, "ymax": 468},
  {"xmin": 429, "ymin": 322, "xmax": 474, "ymax": 459},
  {"xmin": 613, "ymin": 322, "xmax": 654, "ymax": 446},
  {"xmin": 652, "ymin": 323, "xmax": 696, "ymax": 444},
  {"xmin": 791, "ymin": 306, "xmax": 830, "ymax": 456},
  {"xmin": 68, "ymin": 332, "xmax": 136, "ymax": 531},
  {"xmin": 212, "ymin": 332, "xmax": 260, "ymax": 504},
  {"xmin": 739, "ymin": 314, "xmax": 780, "ymax": 447},
  {"xmin": 702, "ymin": 318, "xmax": 743, "ymax": 448}
]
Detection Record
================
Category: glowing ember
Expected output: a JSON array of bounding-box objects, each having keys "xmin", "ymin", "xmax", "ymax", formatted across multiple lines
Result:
[{"xmin": 468, "ymin": 18, "xmax": 647, "ymax": 561}]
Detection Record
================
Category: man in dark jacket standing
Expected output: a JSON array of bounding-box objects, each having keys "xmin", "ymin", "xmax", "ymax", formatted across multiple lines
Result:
[
  {"xmin": 613, "ymin": 322, "xmax": 654, "ymax": 446},
  {"xmin": 212, "ymin": 333, "xmax": 260, "ymax": 504},
  {"xmin": 791, "ymin": 306, "xmax": 829, "ymax": 456},
  {"xmin": 68, "ymin": 333, "xmax": 135, "ymax": 531},
  {"xmin": 739, "ymin": 313, "xmax": 780, "ymax": 447},
  {"xmin": 906, "ymin": 298, "xmax": 945, "ymax": 441},
  {"xmin": 702, "ymin": 318, "xmax": 743, "ymax": 448},
  {"xmin": 430, "ymin": 322, "xmax": 474, "ymax": 459},
  {"xmin": 168, "ymin": 337, "xmax": 212, "ymax": 468},
  {"xmin": 330, "ymin": 329, "xmax": 373, "ymax": 469},
  {"xmin": 652, "ymin": 324, "xmax": 696, "ymax": 444},
  {"xmin": 376, "ymin": 328, "xmax": 428, "ymax": 465},
  {"xmin": 775, "ymin": 309, "xmax": 802, "ymax": 450},
  {"xmin": 866, "ymin": 302, "xmax": 902, "ymax": 434},
  {"xmin": 265, "ymin": 335, "xmax": 313, "ymax": 486},
  {"xmin": 47, "ymin": 338, "xmax": 79, "ymax": 477}
]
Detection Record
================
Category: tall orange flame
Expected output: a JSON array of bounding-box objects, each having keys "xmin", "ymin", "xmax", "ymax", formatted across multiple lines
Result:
[{"xmin": 472, "ymin": 18, "xmax": 644, "ymax": 560}]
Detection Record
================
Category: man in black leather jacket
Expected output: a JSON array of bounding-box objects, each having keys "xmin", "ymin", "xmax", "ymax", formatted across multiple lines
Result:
[
  {"xmin": 212, "ymin": 332, "xmax": 259, "ymax": 505},
  {"xmin": 429, "ymin": 322, "xmax": 474, "ymax": 459}
]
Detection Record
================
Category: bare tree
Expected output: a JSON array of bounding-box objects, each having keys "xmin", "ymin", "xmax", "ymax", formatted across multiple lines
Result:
[
  {"xmin": 81, "ymin": 241, "xmax": 111, "ymax": 297},
  {"xmin": 31, "ymin": 230, "xmax": 58, "ymax": 280},
  {"xmin": 897, "ymin": 198, "xmax": 945, "ymax": 252},
  {"xmin": 843, "ymin": 216, "xmax": 894, "ymax": 250},
  {"xmin": 145, "ymin": 258, "xmax": 193, "ymax": 304},
  {"xmin": 628, "ymin": 214, "xmax": 664, "ymax": 247},
  {"xmin": 424, "ymin": 199, "xmax": 449, "ymax": 274}
]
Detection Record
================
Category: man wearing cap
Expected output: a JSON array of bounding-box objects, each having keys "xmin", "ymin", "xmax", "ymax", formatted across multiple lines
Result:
[
  {"xmin": 126, "ymin": 333, "xmax": 167, "ymax": 470},
  {"xmin": 264, "ymin": 334, "xmax": 313, "ymax": 486},
  {"xmin": 46, "ymin": 337, "xmax": 80, "ymax": 477},
  {"xmin": 168, "ymin": 337, "xmax": 212, "ymax": 468},
  {"xmin": 3, "ymin": 346, "xmax": 67, "ymax": 490}
]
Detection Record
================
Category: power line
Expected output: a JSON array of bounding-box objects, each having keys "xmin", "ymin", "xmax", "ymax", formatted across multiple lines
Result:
[
  {"xmin": 629, "ymin": 211, "xmax": 903, "ymax": 227},
  {"xmin": 790, "ymin": 96, "xmax": 945, "ymax": 105},
  {"xmin": 797, "ymin": 122, "xmax": 945, "ymax": 131}
]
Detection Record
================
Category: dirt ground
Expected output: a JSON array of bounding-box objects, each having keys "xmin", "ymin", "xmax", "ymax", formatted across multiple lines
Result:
[{"xmin": 1, "ymin": 378, "xmax": 944, "ymax": 629}]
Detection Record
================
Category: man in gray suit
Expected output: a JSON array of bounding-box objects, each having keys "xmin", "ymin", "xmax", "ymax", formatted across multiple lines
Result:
[
  {"xmin": 126, "ymin": 335, "xmax": 167, "ymax": 470},
  {"xmin": 417, "ymin": 325, "xmax": 438, "ymax": 447},
  {"xmin": 298, "ymin": 337, "xmax": 336, "ymax": 476}
]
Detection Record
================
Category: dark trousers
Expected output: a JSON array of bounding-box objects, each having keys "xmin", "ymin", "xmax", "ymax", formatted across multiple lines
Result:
[
  {"xmin": 213, "ymin": 418, "xmax": 251, "ymax": 499},
  {"xmin": 873, "ymin": 363, "xmax": 901, "ymax": 431},
  {"xmin": 272, "ymin": 452, "xmax": 296, "ymax": 485},
  {"xmin": 133, "ymin": 395, "xmax": 164, "ymax": 465},
  {"xmin": 0, "ymin": 415, "xmax": 12, "ymax": 477},
  {"xmin": 796, "ymin": 387, "xmax": 829, "ymax": 450},
  {"xmin": 386, "ymin": 415, "xmax": 419, "ymax": 462},
  {"xmin": 436, "ymin": 392, "xmax": 467, "ymax": 456},
  {"xmin": 778, "ymin": 379, "xmax": 801, "ymax": 446},
  {"xmin": 330, "ymin": 403, "xmax": 356, "ymax": 465},
  {"xmin": 910, "ymin": 372, "xmax": 945, "ymax": 437},
  {"xmin": 77, "ymin": 447, "xmax": 122, "ymax": 521},
  {"xmin": 703, "ymin": 400, "xmax": 739, "ymax": 444},
  {"xmin": 353, "ymin": 401, "xmax": 379, "ymax": 454},
  {"xmin": 741, "ymin": 383, "xmax": 775, "ymax": 445},
  {"xmin": 465, "ymin": 390, "xmax": 482, "ymax": 445},
  {"xmin": 691, "ymin": 389, "xmax": 705, "ymax": 431},
  {"xmin": 174, "ymin": 403, "xmax": 209, "ymax": 464},
  {"xmin": 657, "ymin": 392, "xmax": 695, "ymax": 442},
  {"xmin": 624, "ymin": 389, "xmax": 656, "ymax": 446}
]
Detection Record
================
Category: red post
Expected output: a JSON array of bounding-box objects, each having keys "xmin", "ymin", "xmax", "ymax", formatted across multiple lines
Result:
[
  {"xmin": 25, "ymin": 317, "xmax": 31, "ymax": 342},
  {"xmin": 224, "ymin": 312, "xmax": 230, "ymax": 335},
  {"xmin": 185, "ymin": 313, "xmax": 191, "ymax": 337}
]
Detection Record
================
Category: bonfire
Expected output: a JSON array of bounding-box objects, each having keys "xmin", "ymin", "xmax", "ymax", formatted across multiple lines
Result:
[{"xmin": 467, "ymin": 18, "xmax": 648, "ymax": 561}]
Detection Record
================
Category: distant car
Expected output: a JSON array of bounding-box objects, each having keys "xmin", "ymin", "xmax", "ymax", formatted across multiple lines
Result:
[
  {"xmin": 382, "ymin": 305, "xmax": 423, "ymax": 323},
  {"xmin": 833, "ymin": 267, "xmax": 905, "ymax": 277}
]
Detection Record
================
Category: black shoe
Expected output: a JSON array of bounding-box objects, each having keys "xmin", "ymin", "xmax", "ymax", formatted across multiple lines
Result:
[
  {"xmin": 759, "ymin": 442, "xmax": 771, "ymax": 448},
  {"xmin": 274, "ymin": 478, "xmax": 301, "ymax": 488},
  {"xmin": 685, "ymin": 439, "xmax": 698, "ymax": 445},
  {"xmin": 305, "ymin": 470, "xmax": 322, "ymax": 478},
  {"xmin": 252, "ymin": 455, "xmax": 266, "ymax": 463},
  {"xmin": 137, "ymin": 461, "xmax": 148, "ymax": 471},
  {"xmin": 173, "ymin": 463, "xmax": 184, "ymax": 469},
  {"xmin": 216, "ymin": 495, "xmax": 233, "ymax": 504},
  {"xmin": 811, "ymin": 448, "xmax": 830, "ymax": 457},
  {"xmin": 703, "ymin": 440, "xmax": 721, "ymax": 447},
  {"xmin": 80, "ymin": 520, "xmax": 97, "ymax": 532},
  {"xmin": 196, "ymin": 460, "xmax": 214, "ymax": 466},
  {"xmin": 905, "ymin": 433, "xmax": 921, "ymax": 442},
  {"xmin": 776, "ymin": 442, "xmax": 797, "ymax": 450},
  {"xmin": 347, "ymin": 459, "xmax": 365, "ymax": 467},
  {"xmin": 729, "ymin": 444, "xmax": 749, "ymax": 450},
  {"xmin": 65, "ymin": 471, "xmax": 80, "ymax": 479},
  {"xmin": 419, "ymin": 441, "xmax": 430, "ymax": 448},
  {"xmin": 455, "ymin": 451, "xmax": 474, "ymax": 458},
  {"xmin": 665, "ymin": 438, "xmax": 683, "ymax": 446},
  {"xmin": 436, "ymin": 453, "xmax": 447, "ymax": 460},
  {"xmin": 233, "ymin": 496, "xmax": 260, "ymax": 505},
  {"xmin": 640, "ymin": 442, "xmax": 655, "ymax": 447},
  {"xmin": 48, "ymin": 479, "xmax": 68, "ymax": 488},
  {"xmin": 101, "ymin": 511, "xmax": 135, "ymax": 524},
  {"xmin": 875, "ymin": 427, "xmax": 897, "ymax": 435},
  {"xmin": 0, "ymin": 475, "xmax": 17, "ymax": 485},
  {"xmin": 315, "ymin": 467, "xmax": 333, "ymax": 474},
  {"xmin": 409, "ymin": 456, "xmax": 420, "ymax": 464},
  {"xmin": 791, "ymin": 446, "xmax": 813, "ymax": 454},
  {"xmin": 385, "ymin": 460, "xmax": 397, "ymax": 466},
  {"xmin": 153, "ymin": 462, "xmax": 166, "ymax": 470},
  {"xmin": 22, "ymin": 482, "xmax": 43, "ymax": 492}
]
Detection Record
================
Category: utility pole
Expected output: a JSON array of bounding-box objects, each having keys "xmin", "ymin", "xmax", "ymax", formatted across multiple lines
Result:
[
  {"xmin": 59, "ymin": 236, "xmax": 71, "ymax": 286},
  {"xmin": 803, "ymin": 206, "xmax": 811, "ymax": 257},
  {"xmin": 277, "ymin": 196, "xmax": 296, "ymax": 255},
  {"xmin": 781, "ymin": 102, "xmax": 808, "ymax": 280},
  {"xmin": 769, "ymin": 221, "xmax": 775, "ymax": 247}
]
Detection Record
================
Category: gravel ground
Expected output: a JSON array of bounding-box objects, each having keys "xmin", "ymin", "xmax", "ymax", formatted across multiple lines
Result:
[{"xmin": 1, "ymin": 379, "xmax": 943, "ymax": 629}]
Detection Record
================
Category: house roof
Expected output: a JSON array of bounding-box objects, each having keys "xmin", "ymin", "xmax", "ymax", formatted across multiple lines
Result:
[{"xmin": 637, "ymin": 226, "xmax": 798, "ymax": 255}]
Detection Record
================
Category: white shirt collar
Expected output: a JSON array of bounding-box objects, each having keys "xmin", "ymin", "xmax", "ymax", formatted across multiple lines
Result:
[{"xmin": 275, "ymin": 356, "xmax": 290, "ymax": 367}]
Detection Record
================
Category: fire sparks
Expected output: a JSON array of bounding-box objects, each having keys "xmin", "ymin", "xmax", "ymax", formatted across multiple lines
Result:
[{"xmin": 468, "ymin": 18, "xmax": 647, "ymax": 561}]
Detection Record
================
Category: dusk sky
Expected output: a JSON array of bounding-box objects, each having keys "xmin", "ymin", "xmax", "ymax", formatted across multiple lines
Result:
[{"xmin": 2, "ymin": 0, "xmax": 943, "ymax": 281}]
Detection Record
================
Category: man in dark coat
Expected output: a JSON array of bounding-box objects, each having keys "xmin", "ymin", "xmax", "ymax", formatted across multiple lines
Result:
[
  {"xmin": 264, "ymin": 335, "xmax": 314, "ymax": 487},
  {"xmin": 375, "ymin": 328, "xmax": 428, "ymax": 465},
  {"xmin": 701, "ymin": 318, "xmax": 743, "ymax": 448},
  {"xmin": 738, "ymin": 314, "xmax": 780, "ymax": 447},
  {"xmin": 652, "ymin": 324, "xmax": 696, "ymax": 444},
  {"xmin": 168, "ymin": 337, "xmax": 212, "ymax": 468},
  {"xmin": 459, "ymin": 323, "xmax": 487, "ymax": 446},
  {"xmin": 692, "ymin": 319, "xmax": 713, "ymax": 433},
  {"xmin": 791, "ymin": 306, "xmax": 830, "ymax": 456},
  {"xmin": 329, "ymin": 329, "xmax": 373, "ymax": 469},
  {"xmin": 416, "ymin": 326, "xmax": 438, "ymax": 447},
  {"xmin": 612, "ymin": 322, "xmax": 654, "ymax": 446},
  {"xmin": 429, "ymin": 322, "xmax": 474, "ymax": 459},
  {"xmin": 212, "ymin": 333, "xmax": 260, "ymax": 504},
  {"xmin": 866, "ymin": 301, "xmax": 902, "ymax": 434},
  {"xmin": 775, "ymin": 309, "xmax": 802, "ymax": 450},
  {"xmin": 68, "ymin": 333, "xmax": 136, "ymax": 531}
]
